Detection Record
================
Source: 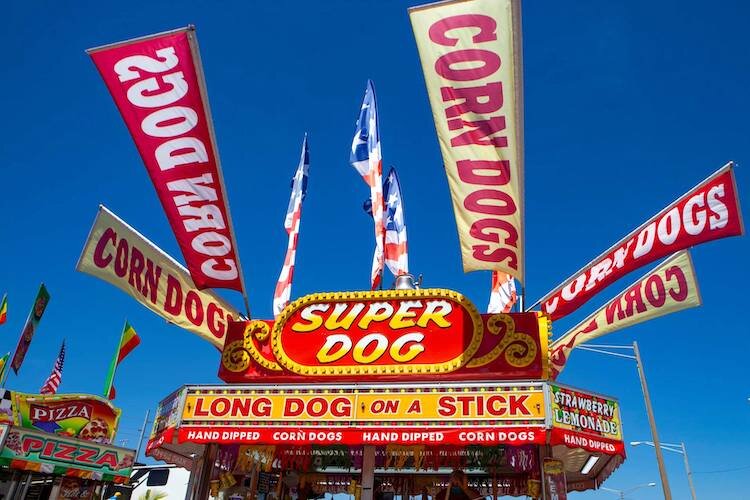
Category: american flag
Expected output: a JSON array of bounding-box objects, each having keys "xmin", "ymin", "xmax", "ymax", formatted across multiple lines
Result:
[
  {"xmin": 350, "ymin": 80, "xmax": 385, "ymax": 290},
  {"xmin": 40, "ymin": 341, "xmax": 65, "ymax": 395},
  {"xmin": 488, "ymin": 272, "xmax": 518, "ymax": 313},
  {"xmin": 273, "ymin": 135, "xmax": 310, "ymax": 317},
  {"xmin": 383, "ymin": 167, "xmax": 408, "ymax": 276}
]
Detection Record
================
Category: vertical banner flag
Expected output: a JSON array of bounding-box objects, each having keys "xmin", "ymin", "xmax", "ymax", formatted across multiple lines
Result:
[
  {"xmin": 0, "ymin": 294, "xmax": 6, "ymax": 325},
  {"xmin": 40, "ymin": 341, "xmax": 65, "ymax": 395},
  {"xmin": 104, "ymin": 322, "xmax": 141, "ymax": 399},
  {"xmin": 488, "ymin": 271, "xmax": 517, "ymax": 313},
  {"xmin": 410, "ymin": 0, "xmax": 525, "ymax": 281},
  {"xmin": 11, "ymin": 284, "xmax": 51, "ymax": 374},
  {"xmin": 550, "ymin": 250, "xmax": 702, "ymax": 378},
  {"xmin": 383, "ymin": 167, "xmax": 409, "ymax": 277},
  {"xmin": 0, "ymin": 353, "xmax": 9, "ymax": 384},
  {"xmin": 543, "ymin": 459, "xmax": 567, "ymax": 500},
  {"xmin": 87, "ymin": 27, "xmax": 247, "ymax": 293},
  {"xmin": 350, "ymin": 80, "xmax": 385, "ymax": 289},
  {"xmin": 535, "ymin": 163, "xmax": 743, "ymax": 320},
  {"xmin": 273, "ymin": 136, "xmax": 310, "ymax": 317},
  {"xmin": 76, "ymin": 206, "xmax": 241, "ymax": 349}
]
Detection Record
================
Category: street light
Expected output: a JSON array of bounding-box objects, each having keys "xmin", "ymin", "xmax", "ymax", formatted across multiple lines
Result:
[
  {"xmin": 631, "ymin": 441, "xmax": 697, "ymax": 500},
  {"xmin": 600, "ymin": 482, "xmax": 656, "ymax": 499},
  {"xmin": 576, "ymin": 342, "xmax": 672, "ymax": 499}
]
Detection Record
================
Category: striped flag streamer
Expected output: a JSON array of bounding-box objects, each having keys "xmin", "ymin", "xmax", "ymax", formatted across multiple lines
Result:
[
  {"xmin": 350, "ymin": 80, "xmax": 385, "ymax": 290},
  {"xmin": 273, "ymin": 135, "xmax": 310, "ymax": 317},
  {"xmin": 104, "ymin": 322, "xmax": 141, "ymax": 400},
  {"xmin": 383, "ymin": 167, "xmax": 409, "ymax": 277},
  {"xmin": 40, "ymin": 341, "xmax": 65, "ymax": 395},
  {"xmin": 0, "ymin": 353, "xmax": 10, "ymax": 385},
  {"xmin": 0, "ymin": 294, "xmax": 6, "ymax": 325},
  {"xmin": 488, "ymin": 272, "xmax": 518, "ymax": 313}
]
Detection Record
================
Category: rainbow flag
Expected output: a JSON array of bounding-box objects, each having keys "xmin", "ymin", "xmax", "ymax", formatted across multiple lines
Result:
[
  {"xmin": 0, "ymin": 294, "xmax": 7, "ymax": 325},
  {"xmin": 0, "ymin": 352, "xmax": 9, "ymax": 383},
  {"xmin": 103, "ymin": 321, "xmax": 140, "ymax": 400}
]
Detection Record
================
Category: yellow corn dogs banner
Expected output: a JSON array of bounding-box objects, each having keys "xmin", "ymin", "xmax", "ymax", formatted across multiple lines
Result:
[
  {"xmin": 550, "ymin": 251, "xmax": 701, "ymax": 377},
  {"xmin": 77, "ymin": 206, "xmax": 241, "ymax": 348},
  {"xmin": 409, "ymin": 0, "xmax": 524, "ymax": 281}
]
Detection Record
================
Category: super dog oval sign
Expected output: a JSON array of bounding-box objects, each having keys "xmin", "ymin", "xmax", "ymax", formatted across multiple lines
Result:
[{"xmin": 272, "ymin": 289, "xmax": 484, "ymax": 376}]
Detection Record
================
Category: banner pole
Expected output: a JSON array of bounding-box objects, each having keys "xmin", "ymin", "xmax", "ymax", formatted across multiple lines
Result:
[
  {"xmin": 633, "ymin": 341, "xmax": 672, "ymax": 499},
  {"xmin": 103, "ymin": 320, "xmax": 127, "ymax": 399},
  {"xmin": 134, "ymin": 409, "xmax": 150, "ymax": 464},
  {"xmin": 186, "ymin": 27, "xmax": 252, "ymax": 319}
]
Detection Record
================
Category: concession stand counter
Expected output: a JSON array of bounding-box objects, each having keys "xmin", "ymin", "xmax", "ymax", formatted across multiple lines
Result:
[{"xmin": 145, "ymin": 289, "xmax": 626, "ymax": 499}]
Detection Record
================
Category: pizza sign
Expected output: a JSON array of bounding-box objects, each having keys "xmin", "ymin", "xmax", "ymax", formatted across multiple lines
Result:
[
  {"xmin": 30, "ymin": 402, "xmax": 93, "ymax": 422},
  {"xmin": 14, "ymin": 393, "xmax": 121, "ymax": 444},
  {"xmin": 0, "ymin": 427, "xmax": 134, "ymax": 482}
]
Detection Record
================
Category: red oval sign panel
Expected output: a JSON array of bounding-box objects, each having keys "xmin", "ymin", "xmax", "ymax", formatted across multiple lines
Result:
[{"xmin": 271, "ymin": 289, "xmax": 484, "ymax": 376}]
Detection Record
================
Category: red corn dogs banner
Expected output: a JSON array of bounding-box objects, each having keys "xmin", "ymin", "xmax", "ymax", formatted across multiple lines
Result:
[
  {"xmin": 536, "ymin": 163, "xmax": 742, "ymax": 320},
  {"xmin": 409, "ymin": 0, "xmax": 525, "ymax": 282},
  {"xmin": 550, "ymin": 250, "xmax": 702, "ymax": 378},
  {"xmin": 88, "ymin": 27, "xmax": 245, "ymax": 292},
  {"xmin": 77, "ymin": 206, "xmax": 240, "ymax": 348}
]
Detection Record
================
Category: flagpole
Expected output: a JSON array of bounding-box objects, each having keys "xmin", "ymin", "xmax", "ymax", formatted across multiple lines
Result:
[
  {"xmin": 103, "ymin": 320, "xmax": 127, "ymax": 399},
  {"xmin": 134, "ymin": 409, "xmax": 150, "ymax": 464}
]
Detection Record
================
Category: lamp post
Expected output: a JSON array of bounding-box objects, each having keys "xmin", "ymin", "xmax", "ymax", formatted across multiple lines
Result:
[
  {"xmin": 576, "ymin": 342, "xmax": 672, "ymax": 499},
  {"xmin": 600, "ymin": 482, "xmax": 656, "ymax": 499},
  {"xmin": 631, "ymin": 441, "xmax": 697, "ymax": 500}
]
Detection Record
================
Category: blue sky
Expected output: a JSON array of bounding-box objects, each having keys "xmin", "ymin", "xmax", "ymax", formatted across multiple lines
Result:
[{"xmin": 2, "ymin": 0, "xmax": 749, "ymax": 498}]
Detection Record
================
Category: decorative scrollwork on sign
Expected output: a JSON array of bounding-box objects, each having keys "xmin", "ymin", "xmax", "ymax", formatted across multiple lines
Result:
[
  {"xmin": 221, "ymin": 321, "xmax": 282, "ymax": 373},
  {"xmin": 467, "ymin": 314, "xmax": 537, "ymax": 368}
]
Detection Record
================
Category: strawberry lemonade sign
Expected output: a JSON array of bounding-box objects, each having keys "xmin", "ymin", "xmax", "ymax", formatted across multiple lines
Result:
[
  {"xmin": 549, "ymin": 384, "xmax": 624, "ymax": 456},
  {"xmin": 14, "ymin": 393, "xmax": 121, "ymax": 445}
]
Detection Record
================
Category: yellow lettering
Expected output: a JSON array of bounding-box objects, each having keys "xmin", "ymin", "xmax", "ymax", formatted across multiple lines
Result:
[
  {"xmin": 316, "ymin": 334, "xmax": 352, "ymax": 363},
  {"xmin": 389, "ymin": 300, "xmax": 421, "ymax": 329},
  {"xmin": 358, "ymin": 302, "xmax": 394, "ymax": 329},
  {"xmin": 417, "ymin": 300, "xmax": 452, "ymax": 328},
  {"xmin": 292, "ymin": 304, "xmax": 329, "ymax": 332},
  {"xmin": 352, "ymin": 334, "xmax": 388, "ymax": 364},
  {"xmin": 390, "ymin": 333, "xmax": 425, "ymax": 362},
  {"xmin": 324, "ymin": 303, "xmax": 364, "ymax": 330}
]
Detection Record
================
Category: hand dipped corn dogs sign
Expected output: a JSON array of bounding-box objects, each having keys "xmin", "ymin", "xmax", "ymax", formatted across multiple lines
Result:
[
  {"xmin": 88, "ymin": 27, "xmax": 246, "ymax": 293},
  {"xmin": 218, "ymin": 289, "xmax": 549, "ymax": 382},
  {"xmin": 409, "ymin": 0, "xmax": 525, "ymax": 282},
  {"xmin": 174, "ymin": 384, "xmax": 546, "ymax": 446}
]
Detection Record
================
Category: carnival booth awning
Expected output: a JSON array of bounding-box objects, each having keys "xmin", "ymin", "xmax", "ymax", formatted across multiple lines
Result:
[
  {"xmin": 0, "ymin": 390, "xmax": 135, "ymax": 484},
  {"xmin": 146, "ymin": 380, "xmax": 624, "ymax": 493}
]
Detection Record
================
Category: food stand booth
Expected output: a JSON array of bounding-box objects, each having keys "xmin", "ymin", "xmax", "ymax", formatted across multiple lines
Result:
[
  {"xmin": 145, "ymin": 289, "xmax": 626, "ymax": 499},
  {"xmin": 0, "ymin": 390, "xmax": 135, "ymax": 499}
]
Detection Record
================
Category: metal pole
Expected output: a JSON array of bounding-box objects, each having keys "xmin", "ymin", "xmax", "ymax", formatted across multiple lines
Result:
[
  {"xmin": 134, "ymin": 409, "xmax": 150, "ymax": 463},
  {"xmin": 360, "ymin": 445, "xmax": 376, "ymax": 500},
  {"xmin": 633, "ymin": 341, "xmax": 672, "ymax": 500},
  {"xmin": 681, "ymin": 443, "xmax": 698, "ymax": 500}
]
